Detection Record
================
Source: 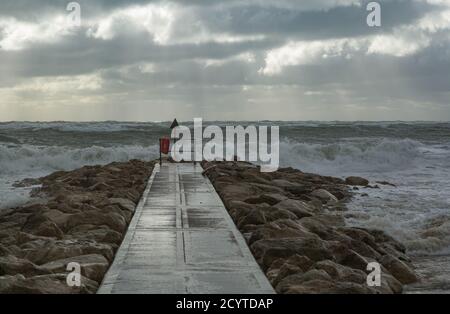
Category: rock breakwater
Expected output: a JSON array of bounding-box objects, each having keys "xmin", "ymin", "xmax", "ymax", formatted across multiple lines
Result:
[
  {"xmin": 201, "ymin": 161, "xmax": 419, "ymax": 294},
  {"xmin": 0, "ymin": 160, "xmax": 154, "ymax": 294}
]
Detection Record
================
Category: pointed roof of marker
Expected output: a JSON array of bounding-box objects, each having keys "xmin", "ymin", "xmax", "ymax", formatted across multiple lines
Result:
[{"xmin": 170, "ymin": 118, "xmax": 179, "ymax": 129}]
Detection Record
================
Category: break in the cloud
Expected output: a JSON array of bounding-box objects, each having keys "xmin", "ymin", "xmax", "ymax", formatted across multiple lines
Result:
[{"xmin": 0, "ymin": 0, "xmax": 450, "ymax": 121}]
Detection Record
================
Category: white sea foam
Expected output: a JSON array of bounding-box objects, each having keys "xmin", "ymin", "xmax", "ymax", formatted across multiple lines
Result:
[
  {"xmin": 277, "ymin": 137, "xmax": 450, "ymax": 255},
  {"xmin": 0, "ymin": 175, "xmax": 38, "ymax": 209},
  {"xmin": 0, "ymin": 189, "xmax": 32, "ymax": 208},
  {"xmin": 0, "ymin": 144, "xmax": 159, "ymax": 209},
  {"xmin": 279, "ymin": 138, "xmax": 423, "ymax": 176},
  {"xmin": 0, "ymin": 144, "xmax": 159, "ymax": 175},
  {"xmin": 0, "ymin": 138, "xmax": 422, "ymax": 177}
]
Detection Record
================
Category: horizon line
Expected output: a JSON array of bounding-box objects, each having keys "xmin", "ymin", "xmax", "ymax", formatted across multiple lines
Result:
[{"xmin": 1, "ymin": 120, "xmax": 450, "ymax": 124}]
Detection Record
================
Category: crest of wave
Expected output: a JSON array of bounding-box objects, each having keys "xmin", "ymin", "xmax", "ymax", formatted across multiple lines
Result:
[
  {"xmin": 0, "ymin": 144, "xmax": 159, "ymax": 175},
  {"xmin": 279, "ymin": 138, "xmax": 423, "ymax": 175}
]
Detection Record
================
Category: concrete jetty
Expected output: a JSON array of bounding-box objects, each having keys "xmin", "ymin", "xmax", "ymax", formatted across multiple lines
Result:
[{"xmin": 98, "ymin": 163, "xmax": 274, "ymax": 294}]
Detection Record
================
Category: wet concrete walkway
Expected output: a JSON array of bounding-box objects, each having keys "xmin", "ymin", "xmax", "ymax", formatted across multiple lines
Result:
[{"xmin": 98, "ymin": 163, "xmax": 274, "ymax": 294}]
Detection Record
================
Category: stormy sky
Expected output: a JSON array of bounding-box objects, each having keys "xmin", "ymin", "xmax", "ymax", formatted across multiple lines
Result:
[{"xmin": 0, "ymin": 0, "xmax": 449, "ymax": 121}]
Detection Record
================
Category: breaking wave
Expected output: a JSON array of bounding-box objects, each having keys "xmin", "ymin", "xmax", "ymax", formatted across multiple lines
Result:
[
  {"xmin": 0, "ymin": 144, "xmax": 159, "ymax": 175},
  {"xmin": 280, "ymin": 138, "xmax": 424, "ymax": 175},
  {"xmin": 0, "ymin": 138, "xmax": 425, "ymax": 176},
  {"xmin": 0, "ymin": 137, "xmax": 431, "ymax": 178}
]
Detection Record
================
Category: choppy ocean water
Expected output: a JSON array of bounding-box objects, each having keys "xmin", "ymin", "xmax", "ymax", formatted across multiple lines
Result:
[{"xmin": 1, "ymin": 121, "xmax": 449, "ymax": 291}]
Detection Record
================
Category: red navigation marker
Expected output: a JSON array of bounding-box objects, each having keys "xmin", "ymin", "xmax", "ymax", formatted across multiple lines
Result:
[{"xmin": 160, "ymin": 137, "xmax": 170, "ymax": 155}]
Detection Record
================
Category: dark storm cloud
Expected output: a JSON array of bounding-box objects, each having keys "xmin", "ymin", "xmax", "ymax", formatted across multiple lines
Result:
[
  {"xmin": 0, "ymin": 31, "xmax": 280, "ymax": 79},
  {"xmin": 197, "ymin": 0, "xmax": 437, "ymax": 40},
  {"xmin": 0, "ymin": 0, "xmax": 449, "ymax": 121}
]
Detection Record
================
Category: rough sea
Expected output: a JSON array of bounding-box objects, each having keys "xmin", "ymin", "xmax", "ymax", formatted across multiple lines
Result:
[{"xmin": 1, "ymin": 121, "xmax": 449, "ymax": 292}]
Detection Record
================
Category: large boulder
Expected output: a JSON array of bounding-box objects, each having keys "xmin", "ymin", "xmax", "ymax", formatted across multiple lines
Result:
[
  {"xmin": 42, "ymin": 210, "xmax": 73, "ymax": 231},
  {"xmin": 21, "ymin": 214, "xmax": 64, "ymax": 239},
  {"xmin": 248, "ymin": 183, "xmax": 285, "ymax": 194},
  {"xmin": 66, "ymin": 212, "xmax": 127, "ymax": 233},
  {"xmin": 380, "ymin": 255, "xmax": 419, "ymax": 284},
  {"xmin": 40, "ymin": 254, "xmax": 109, "ymax": 282},
  {"xmin": 380, "ymin": 272, "xmax": 403, "ymax": 294},
  {"xmin": 259, "ymin": 206, "xmax": 298, "ymax": 222},
  {"xmin": 372, "ymin": 230, "xmax": 406, "ymax": 253},
  {"xmin": 271, "ymin": 180, "xmax": 301, "ymax": 189},
  {"xmin": 68, "ymin": 225, "xmax": 123, "ymax": 246},
  {"xmin": 338, "ymin": 250, "xmax": 369, "ymax": 271},
  {"xmin": 0, "ymin": 255, "xmax": 49, "ymax": 277},
  {"xmin": 244, "ymin": 193, "xmax": 288, "ymax": 206},
  {"xmin": 277, "ymin": 267, "xmax": 378, "ymax": 294},
  {"xmin": 0, "ymin": 274, "xmax": 98, "ymax": 294},
  {"xmin": 270, "ymin": 254, "xmax": 315, "ymax": 286},
  {"xmin": 251, "ymin": 237, "xmax": 334, "ymax": 270},
  {"xmin": 276, "ymin": 269, "xmax": 333, "ymax": 293},
  {"xmin": 345, "ymin": 176, "xmax": 369, "ymax": 186},
  {"xmin": 248, "ymin": 220, "xmax": 319, "ymax": 244},
  {"xmin": 312, "ymin": 260, "xmax": 366, "ymax": 284},
  {"xmin": 273, "ymin": 199, "xmax": 316, "ymax": 219},
  {"xmin": 237, "ymin": 209, "xmax": 267, "ymax": 227},
  {"xmin": 311, "ymin": 189, "xmax": 338, "ymax": 203},
  {"xmin": 272, "ymin": 263, "xmax": 303, "ymax": 287},
  {"xmin": 108, "ymin": 198, "xmax": 136, "ymax": 213},
  {"xmin": 219, "ymin": 183, "xmax": 259, "ymax": 203},
  {"xmin": 20, "ymin": 239, "xmax": 114, "ymax": 265},
  {"xmin": 282, "ymin": 254, "xmax": 315, "ymax": 272},
  {"xmin": 298, "ymin": 217, "xmax": 334, "ymax": 240}
]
